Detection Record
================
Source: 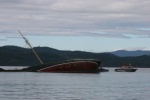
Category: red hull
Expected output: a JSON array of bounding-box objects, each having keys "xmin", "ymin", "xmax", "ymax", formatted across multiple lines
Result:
[{"xmin": 37, "ymin": 61, "xmax": 99, "ymax": 73}]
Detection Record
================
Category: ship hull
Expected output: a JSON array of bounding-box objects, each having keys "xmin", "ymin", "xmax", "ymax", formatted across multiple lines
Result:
[
  {"xmin": 21, "ymin": 60, "xmax": 102, "ymax": 73},
  {"xmin": 37, "ymin": 61, "xmax": 100, "ymax": 73},
  {"xmin": 115, "ymin": 69, "xmax": 137, "ymax": 72}
]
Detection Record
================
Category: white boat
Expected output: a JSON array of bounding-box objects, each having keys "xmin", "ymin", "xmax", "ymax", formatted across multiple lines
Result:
[{"xmin": 115, "ymin": 64, "xmax": 137, "ymax": 72}]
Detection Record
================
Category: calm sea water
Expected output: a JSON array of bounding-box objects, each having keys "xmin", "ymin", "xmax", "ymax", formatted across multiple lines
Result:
[{"xmin": 0, "ymin": 68, "xmax": 150, "ymax": 100}]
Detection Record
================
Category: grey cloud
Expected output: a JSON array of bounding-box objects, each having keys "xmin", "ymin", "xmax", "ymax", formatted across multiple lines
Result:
[
  {"xmin": 5, "ymin": 36, "xmax": 21, "ymax": 39},
  {"xmin": 0, "ymin": 0, "xmax": 150, "ymax": 38},
  {"xmin": 0, "ymin": 38, "xmax": 7, "ymax": 41}
]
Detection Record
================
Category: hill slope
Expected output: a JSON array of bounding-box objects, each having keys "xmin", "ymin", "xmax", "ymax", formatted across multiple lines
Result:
[
  {"xmin": 0, "ymin": 46, "xmax": 150, "ymax": 67},
  {"xmin": 111, "ymin": 50, "xmax": 150, "ymax": 57}
]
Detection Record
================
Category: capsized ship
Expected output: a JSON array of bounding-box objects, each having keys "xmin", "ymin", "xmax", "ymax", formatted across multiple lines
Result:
[
  {"xmin": 18, "ymin": 30, "xmax": 107, "ymax": 73},
  {"xmin": 21, "ymin": 59, "xmax": 102, "ymax": 73}
]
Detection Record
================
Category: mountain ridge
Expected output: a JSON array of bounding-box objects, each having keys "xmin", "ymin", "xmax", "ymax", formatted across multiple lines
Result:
[
  {"xmin": 0, "ymin": 46, "xmax": 150, "ymax": 67},
  {"xmin": 110, "ymin": 50, "xmax": 150, "ymax": 57}
]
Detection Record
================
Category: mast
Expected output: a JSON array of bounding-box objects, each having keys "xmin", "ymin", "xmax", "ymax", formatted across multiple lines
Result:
[{"xmin": 18, "ymin": 30, "xmax": 43, "ymax": 64}]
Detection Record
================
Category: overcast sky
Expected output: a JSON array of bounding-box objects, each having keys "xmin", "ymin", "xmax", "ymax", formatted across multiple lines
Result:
[{"xmin": 0, "ymin": 0, "xmax": 150, "ymax": 52}]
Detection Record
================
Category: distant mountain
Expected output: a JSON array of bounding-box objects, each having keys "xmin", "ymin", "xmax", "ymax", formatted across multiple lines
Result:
[
  {"xmin": 0, "ymin": 46, "xmax": 150, "ymax": 67},
  {"xmin": 110, "ymin": 50, "xmax": 150, "ymax": 57}
]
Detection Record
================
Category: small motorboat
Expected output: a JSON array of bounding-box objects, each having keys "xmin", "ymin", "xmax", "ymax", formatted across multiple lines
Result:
[{"xmin": 115, "ymin": 64, "xmax": 137, "ymax": 72}]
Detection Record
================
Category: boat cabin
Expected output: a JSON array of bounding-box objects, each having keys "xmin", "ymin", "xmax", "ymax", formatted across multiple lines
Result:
[{"xmin": 120, "ymin": 64, "xmax": 133, "ymax": 69}]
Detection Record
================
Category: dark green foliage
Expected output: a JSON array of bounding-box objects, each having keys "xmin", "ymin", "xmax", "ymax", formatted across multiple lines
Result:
[{"xmin": 0, "ymin": 46, "xmax": 150, "ymax": 67}]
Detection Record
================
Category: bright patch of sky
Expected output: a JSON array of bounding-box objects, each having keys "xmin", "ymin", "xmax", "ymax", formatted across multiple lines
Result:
[{"xmin": 0, "ymin": 0, "xmax": 150, "ymax": 52}]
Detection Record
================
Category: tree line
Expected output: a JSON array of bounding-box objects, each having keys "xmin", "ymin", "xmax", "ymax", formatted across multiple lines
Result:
[{"xmin": 0, "ymin": 46, "xmax": 150, "ymax": 67}]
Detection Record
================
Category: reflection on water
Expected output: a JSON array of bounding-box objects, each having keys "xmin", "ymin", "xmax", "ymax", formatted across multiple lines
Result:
[{"xmin": 0, "ymin": 68, "xmax": 150, "ymax": 100}]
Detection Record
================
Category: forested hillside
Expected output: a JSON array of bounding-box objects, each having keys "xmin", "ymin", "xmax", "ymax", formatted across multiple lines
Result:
[{"xmin": 0, "ymin": 46, "xmax": 150, "ymax": 67}]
